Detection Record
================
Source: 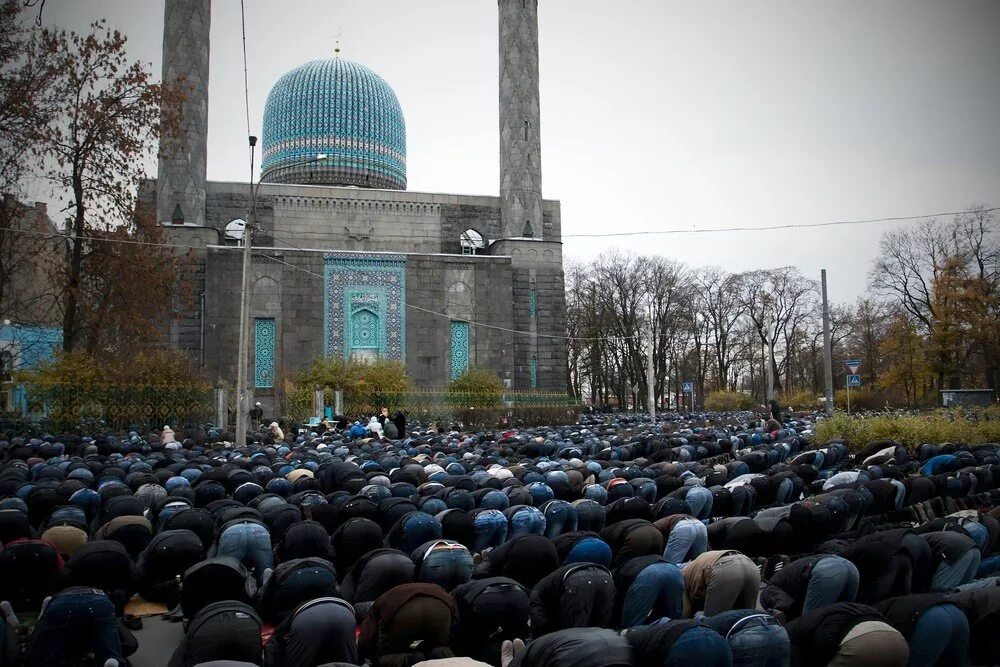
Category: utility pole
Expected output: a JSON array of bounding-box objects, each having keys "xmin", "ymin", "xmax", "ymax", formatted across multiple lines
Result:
[
  {"xmin": 646, "ymin": 318, "xmax": 655, "ymax": 422},
  {"xmin": 234, "ymin": 135, "xmax": 258, "ymax": 447},
  {"xmin": 821, "ymin": 269, "xmax": 834, "ymax": 415},
  {"xmin": 765, "ymin": 339, "xmax": 775, "ymax": 402}
]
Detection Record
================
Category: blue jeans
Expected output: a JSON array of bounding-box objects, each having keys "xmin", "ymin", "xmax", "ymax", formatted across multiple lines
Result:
[
  {"xmin": 962, "ymin": 523, "xmax": 989, "ymax": 552},
  {"xmin": 507, "ymin": 507, "xmax": 545, "ymax": 540},
  {"xmin": 573, "ymin": 500, "xmax": 606, "ymax": 533},
  {"xmin": 29, "ymin": 589, "xmax": 123, "ymax": 665},
  {"xmin": 685, "ymin": 487, "xmax": 713, "ymax": 521},
  {"xmin": 907, "ymin": 603, "xmax": 970, "ymax": 667},
  {"xmin": 803, "ymin": 556, "xmax": 859, "ymax": 614},
  {"xmin": 665, "ymin": 626, "xmax": 733, "ymax": 667},
  {"xmin": 543, "ymin": 501, "xmax": 578, "ymax": 538},
  {"xmin": 774, "ymin": 478, "xmax": 795, "ymax": 505},
  {"xmin": 706, "ymin": 612, "xmax": 790, "ymax": 667},
  {"xmin": 565, "ymin": 537, "xmax": 612, "ymax": 568},
  {"xmin": 977, "ymin": 554, "xmax": 1000, "ymax": 578},
  {"xmin": 932, "ymin": 550, "xmax": 981, "ymax": 591},
  {"xmin": 473, "ymin": 510, "xmax": 509, "ymax": 552},
  {"xmin": 215, "ymin": 521, "xmax": 274, "ymax": 583},
  {"xmin": 421, "ymin": 545, "xmax": 474, "ymax": 591},
  {"xmin": 663, "ymin": 518, "xmax": 708, "ymax": 564},
  {"xmin": 620, "ymin": 561, "xmax": 684, "ymax": 628},
  {"xmin": 395, "ymin": 513, "xmax": 442, "ymax": 555}
]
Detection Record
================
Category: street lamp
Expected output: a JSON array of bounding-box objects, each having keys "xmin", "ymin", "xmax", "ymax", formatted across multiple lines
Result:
[{"xmin": 234, "ymin": 140, "xmax": 329, "ymax": 446}]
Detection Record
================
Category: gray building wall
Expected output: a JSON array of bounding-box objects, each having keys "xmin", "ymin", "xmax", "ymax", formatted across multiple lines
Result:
[{"xmin": 140, "ymin": 179, "xmax": 568, "ymax": 401}]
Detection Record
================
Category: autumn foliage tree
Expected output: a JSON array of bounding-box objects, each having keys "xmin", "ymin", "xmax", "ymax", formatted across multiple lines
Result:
[{"xmin": 22, "ymin": 19, "xmax": 187, "ymax": 355}]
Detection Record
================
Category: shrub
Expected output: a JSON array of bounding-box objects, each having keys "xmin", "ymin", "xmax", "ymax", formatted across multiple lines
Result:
[
  {"xmin": 293, "ymin": 356, "xmax": 410, "ymax": 418},
  {"xmin": 780, "ymin": 389, "xmax": 822, "ymax": 413},
  {"xmin": 704, "ymin": 390, "xmax": 756, "ymax": 412},
  {"xmin": 816, "ymin": 407, "xmax": 1000, "ymax": 451},
  {"xmin": 833, "ymin": 388, "xmax": 896, "ymax": 412},
  {"xmin": 19, "ymin": 350, "xmax": 212, "ymax": 432},
  {"xmin": 447, "ymin": 367, "xmax": 504, "ymax": 407}
]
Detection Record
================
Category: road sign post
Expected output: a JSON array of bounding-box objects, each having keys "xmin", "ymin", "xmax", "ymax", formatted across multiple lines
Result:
[
  {"xmin": 842, "ymin": 360, "xmax": 861, "ymax": 415},
  {"xmin": 683, "ymin": 382, "xmax": 694, "ymax": 412}
]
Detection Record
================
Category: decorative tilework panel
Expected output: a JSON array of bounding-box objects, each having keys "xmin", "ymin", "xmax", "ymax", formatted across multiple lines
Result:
[
  {"xmin": 324, "ymin": 254, "xmax": 406, "ymax": 361},
  {"xmin": 530, "ymin": 355, "xmax": 538, "ymax": 388},
  {"xmin": 254, "ymin": 318, "xmax": 276, "ymax": 388},
  {"xmin": 529, "ymin": 289, "xmax": 537, "ymax": 319},
  {"xmin": 450, "ymin": 321, "xmax": 470, "ymax": 380}
]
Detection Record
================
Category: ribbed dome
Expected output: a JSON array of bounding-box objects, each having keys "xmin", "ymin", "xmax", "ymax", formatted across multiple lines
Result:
[{"xmin": 261, "ymin": 58, "xmax": 406, "ymax": 190}]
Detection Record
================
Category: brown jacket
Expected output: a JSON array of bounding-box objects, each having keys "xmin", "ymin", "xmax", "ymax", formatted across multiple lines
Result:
[
  {"xmin": 359, "ymin": 583, "xmax": 456, "ymax": 656},
  {"xmin": 682, "ymin": 549, "xmax": 739, "ymax": 616}
]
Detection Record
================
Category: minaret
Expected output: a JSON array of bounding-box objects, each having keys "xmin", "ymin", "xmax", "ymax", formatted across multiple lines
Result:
[
  {"xmin": 499, "ymin": 0, "xmax": 543, "ymax": 239},
  {"xmin": 157, "ymin": 0, "xmax": 211, "ymax": 227}
]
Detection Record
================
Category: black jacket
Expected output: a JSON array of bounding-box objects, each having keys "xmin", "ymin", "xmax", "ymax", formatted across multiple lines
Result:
[
  {"xmin": 874, "ymin": 593, "xmax": 950, "ymax": 640},
  {"xmin": 528, "ymin": 563, "xmax": 614, "ymax": 637},
  {"xmin": 760, "ymin": 554, "xmax": 831, "ymax": 621},
  {"xmin": 785, "ymin": 602, "xmax": 886, "ymax": 667}
]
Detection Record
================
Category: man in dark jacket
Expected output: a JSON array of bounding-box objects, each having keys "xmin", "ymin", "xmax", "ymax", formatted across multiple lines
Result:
[
  {"xmin": 625, "ymin": 620, "xmax": 733, "ymax": 666},
  {"xmin": 263, "ymin": 597, "xmax": 358, "ymax": 667},
  {"xmin": 837, "ymin": 529, "xmax": 932, "ymax": 602},
  {"xmin": 528, "ymin": 563, "xmax": 615, "ymax": 637},
  {"xmin": 874, "ymin": 594, "xmax": 970, "ymax": 667},
  {"xmin": 785, "ymin": 602, "xmax": 908, "ymax": 667},
  {"xmin": 507, "ymin": 627, "xmax": 632, "ymax": 667},
  {"xmin": 760, "ymin": 554, "xmax": 860, "ymax": 622},
  {"xmin": 921, "ymin": 530, "xmax": 981, "ymax": 590}
]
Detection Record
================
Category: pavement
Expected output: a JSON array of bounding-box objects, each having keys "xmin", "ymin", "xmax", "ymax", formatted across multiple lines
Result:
[{"xmin": 130, "ymin": 616, "xmax": 184, "ymax": 667}]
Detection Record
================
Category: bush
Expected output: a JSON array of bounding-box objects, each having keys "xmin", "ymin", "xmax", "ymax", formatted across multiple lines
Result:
[
  {"xmin": 780, "ymin": 389, "xmax": 822, "ymax": 413},
  {"xmin": 816, "ymin": 407, "xmax": 1000, "ymax": 451},
  {"xmin": 19, "ymin": 350, "xmax": 213, "ymax": 432},
  {"xmin": 447, "ymin": 367, "xmax": 504, "ymax": 407},
  {"xmin": 293, "ymin": 356, "xmax": 410, "ymax": 418},
  {"xmin": 833, "ymin": 388, "xmax": 896, "ymax": 412},
  {"xmin": 704, "ymin": 390, "xmax": 756, "ymax": 412}
]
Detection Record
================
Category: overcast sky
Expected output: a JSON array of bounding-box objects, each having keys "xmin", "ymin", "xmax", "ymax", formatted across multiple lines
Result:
[{"xmin": 38, "ymin": 0, "xmax": 1000, "ymax": 304}]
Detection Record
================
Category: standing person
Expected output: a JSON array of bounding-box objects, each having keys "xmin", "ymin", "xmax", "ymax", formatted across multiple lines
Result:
[
  {"xmin": 378, "ymin": 406, "xmax": 391, "ymax": 427},
  {"xmin": 249, "ymin": 402, "xmax": 264, "ymax": 428},
  {"xmin": 769, "ymin": 399, "xmax": 783, "ymax": 423},
  {"xmin": 393, "ymin": 411, "xmax": 407, "ymax": 439}
]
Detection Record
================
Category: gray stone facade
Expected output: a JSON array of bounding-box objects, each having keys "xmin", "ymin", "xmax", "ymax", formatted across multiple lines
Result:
[
  {"xmin": 499, "ymin": 0, "xmax": 544, "ymax": 240},
  {"xmin": 141, "ymin": 181, "xmax": 567, "ymax": 402},
  {"xmin": 149, "ymin": 0, "xmax": 568, "ymax": 412},
  {"xmin": 156, "ymin": 0, "xmax": 210, "ymax": 227}
]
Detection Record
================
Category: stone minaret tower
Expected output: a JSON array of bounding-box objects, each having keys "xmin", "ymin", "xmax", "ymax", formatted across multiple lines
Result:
[
  {"xmin": 498, "ymin": 0, "xmax": 543, "ymax": 239},
  {"xmin": 157, "ymin": 0, "xmax": 211, "ymax": 227}
]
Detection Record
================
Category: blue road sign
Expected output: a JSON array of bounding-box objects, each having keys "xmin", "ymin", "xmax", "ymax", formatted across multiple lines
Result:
[
  {"xmin": 847, "ymin": 374, "xmax": 861, "ymax": 387},
  {"xmin": 682, "ymin": 382, "xmax": 693, "ymax": 393}
]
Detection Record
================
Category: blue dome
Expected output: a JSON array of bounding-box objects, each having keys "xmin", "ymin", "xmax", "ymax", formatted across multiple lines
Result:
[{"xmin": 261, "ymin": 58, "xmax": 406, "ymax": 190}]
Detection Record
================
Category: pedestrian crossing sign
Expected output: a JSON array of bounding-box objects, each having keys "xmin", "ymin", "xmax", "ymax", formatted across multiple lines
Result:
[{"xmin": 847, "ymin": 374, "xmax": 861, "ymax": 387}]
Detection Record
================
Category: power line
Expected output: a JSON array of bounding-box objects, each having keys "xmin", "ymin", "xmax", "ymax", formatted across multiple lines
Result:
[
  {"xmin": 250, "ymin": 249, "xmax": 641, "ymax": 343},
  {"xmin": 560, "ymin": 208, "xmax": 1000, "ymax": 238}
]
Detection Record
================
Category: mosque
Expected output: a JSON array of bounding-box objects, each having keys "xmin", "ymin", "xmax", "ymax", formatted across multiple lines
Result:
[{"xmin": 145, "ymin": 0, "xmax": 567, "ymax": 413}]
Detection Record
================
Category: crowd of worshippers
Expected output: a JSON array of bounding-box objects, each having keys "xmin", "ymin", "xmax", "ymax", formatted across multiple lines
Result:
[{"xmin": 0, "ymin": 411, "xmax": 998, "ymax": 667}]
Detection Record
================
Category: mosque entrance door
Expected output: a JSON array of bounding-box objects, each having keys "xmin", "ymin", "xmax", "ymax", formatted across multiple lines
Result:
[{"xmin": 349, "ymin": 307, "xmax": 381, "ymax": 361}]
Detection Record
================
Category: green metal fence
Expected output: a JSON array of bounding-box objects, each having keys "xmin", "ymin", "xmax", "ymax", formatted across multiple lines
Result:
[{"xmin": 23, "ymin": 383, "xmax": 216, "ymax": 432}]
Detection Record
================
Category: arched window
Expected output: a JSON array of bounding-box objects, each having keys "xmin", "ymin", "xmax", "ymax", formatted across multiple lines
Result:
[
  {"xmin": 460, "ymin": 229, "xmax": 486, "ymax": 255},
  {"xmin": 522, "ymin": 220, "xmax": 534, "ymax": 238},
  {"xmin": 224, "ymin": 219, "xmax": 247, "ymax": 245}
]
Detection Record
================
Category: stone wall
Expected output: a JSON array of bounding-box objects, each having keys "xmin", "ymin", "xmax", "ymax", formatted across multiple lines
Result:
[{"xmin": 142, "ymin": 178, "xmax": 569, "ymax": 399}]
